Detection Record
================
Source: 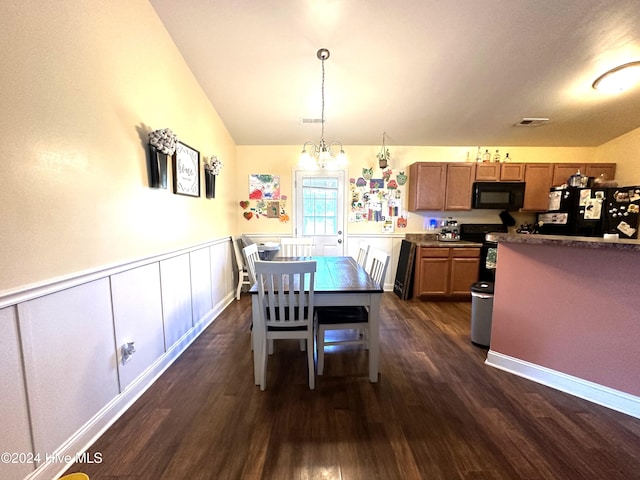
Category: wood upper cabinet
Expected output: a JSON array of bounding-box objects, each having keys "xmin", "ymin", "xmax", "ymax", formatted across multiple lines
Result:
[
  {"xmin": 475, "ymin": 163, "xmax": 501, "ymax": 181},
  {"xmin": 407, "ymin": 161, "xmax": 615, "ymax": 213},
  {"xmin": 414, "ymin": 246, "xmax": 480, "ymax": 297},
  {"xmin": 585, "ymin": 163, "xmax": 616, "ymax": 182},
  {"xmin": 552, "ymin": 163, "xmax": 584, "ymax": 187},
  {"xmin": 553, "ymin": 163, "xmax": 617, "ymax": 187},
  {"xmin": 408, "ymin": 163, "xmax": 446, "ymax": 210},
  {"xmin": 500, "ymin": 163, "xmax": 525, "ymax": 181},
  {"xmin": 522, "ymin": 163, "xmax": 554, "ymax": 211},
  {"xmin": 408, "ymin": 162, "xmax": 475, "ymax": 211},
  {"xmin": 475, "ymin": 163, "xmax": 524, "ymax": 181},
  {"xmin": 445, "ymin": 163, "xmax": 476, "ymax": 210}
]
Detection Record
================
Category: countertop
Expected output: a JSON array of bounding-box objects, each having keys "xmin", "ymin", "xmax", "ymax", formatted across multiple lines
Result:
[
  {"xmin": 486, "ymin": 232, "xmax": 640, "ymax": 252},
  {"xmin": 404, "ymin": 234, "xmax": 482, "ymax": 248}
]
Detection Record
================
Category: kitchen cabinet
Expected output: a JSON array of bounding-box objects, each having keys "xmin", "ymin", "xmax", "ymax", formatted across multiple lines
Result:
[
  {"xmin": 408, "ymin": 163, "xmax": 446, "ymax": 210},
  {"xmin": 552, "ymin": 163, "xmax": 584, "ymax": 187},
  {"xmin": 445, "ymin": 163, "xmax": 476, "ymax": 210},
  {"xmin": 500, "ymin": 163, "xmax": 525, "ymax": 181},
  {"xmin": 522, "ymin": 163, "xmax": 554, "ymax": 211},
  {"xmin": 475, "ymin": 163, "xmax": 524, "ymax": 181},
  {"xmin": 408, "ymin": 162, "xmax": 475, "ymax": 211},
  {"xmin": 413, "ymin": 246, "xmax": 480, "ymax": 297},
  {"xmin": 475, "ymin": 163, "xmax": 501, "ymax": 181},
  {"xmin": 584, "ymin": 163, "xmax": 616, "ymax": 182},
  {"xmin": 553, "ymin": 163, "xmax": 616, "ymax": 187}
]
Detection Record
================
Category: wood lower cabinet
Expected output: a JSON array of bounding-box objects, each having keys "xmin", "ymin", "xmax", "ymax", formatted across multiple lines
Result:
[{"xmin": 414, "ymin": 246, "xmax": 480, "ymax": 298}]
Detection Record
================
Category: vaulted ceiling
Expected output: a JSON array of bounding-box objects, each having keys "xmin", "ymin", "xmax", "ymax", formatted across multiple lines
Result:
[{"xmin": 150, "ymin": 0, "xmax": 640, "ymax": 148}]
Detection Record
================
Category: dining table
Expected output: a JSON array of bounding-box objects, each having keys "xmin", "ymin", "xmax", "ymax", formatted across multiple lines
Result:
[{"xmin": 250, "ymin": 256, "xmax": 384, "ymax": 384}]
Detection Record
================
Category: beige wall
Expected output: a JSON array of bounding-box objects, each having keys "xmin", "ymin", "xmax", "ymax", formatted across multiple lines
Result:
[
  {"xmin": 0, "ymin": 0, "xmax": 237, "ymax": 292},
  {"xmin": 237, "ymin": 145, "xmax": 600, "ymax": 235},
  {"xmin": 596, "ymin": 126, "xmax": 640, "ymax": 184},
  {"xmin": 2, "ymin": 0, "xmax": 638, "ymax": 293}
]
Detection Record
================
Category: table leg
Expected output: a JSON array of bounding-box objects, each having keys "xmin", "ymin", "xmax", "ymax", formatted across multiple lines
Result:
[
  {"xmin": 368, "ymin": 292, "xmax": 381, "ymax": 382},
  {"xmin": 251, "ymin": 295, "xmax": 262, "ymax": 385}
]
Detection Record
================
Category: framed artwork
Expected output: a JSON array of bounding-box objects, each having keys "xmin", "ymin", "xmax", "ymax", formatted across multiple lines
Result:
[
  {"xmin": 249, "ymin": 174, "xmax": 280, "ymax": 199},
  {"xmin": 173, "ymin": 141, "xmax": 200, "ymax": 197}
]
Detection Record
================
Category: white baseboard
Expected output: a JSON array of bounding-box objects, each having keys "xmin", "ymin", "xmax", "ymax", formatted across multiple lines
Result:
[
  {"xmin": 27, "ymin": 292, "xmax": 235, "ymax": 480},
  {"xmin": 486, "ymin": 350, "xmax": 640, "ymax": 419}
]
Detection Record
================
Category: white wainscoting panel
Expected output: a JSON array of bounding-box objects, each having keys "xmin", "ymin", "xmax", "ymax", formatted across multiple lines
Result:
[
  {"xmin": 0, "ymin": 306, "xmax": 34, "ymax": 479},
  {"xmin": 18, "ymin": 278, "xmax": 119, "ymax": 461},
  {"xmin": 111, "ymin": 263, "xmax": 165, "ymax": 391},
  {"xmin": 190, "ymin": 248, "xmax": 213, "ymax": 324},
  {"xmin": 211, "ymin": 242, "xmax": 233, "ymax": 307},
  {"xmin": 346, "ymin": 235, "xmax": 400, "ymax": 291},
  {"xmin": 160, "ymin": 254, "xmax": 193, "ymax": 349}
]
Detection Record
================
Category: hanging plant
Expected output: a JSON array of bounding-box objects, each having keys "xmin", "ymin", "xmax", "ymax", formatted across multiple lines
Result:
[{"xmin": 377, "ymin": 132, "xmax": 391, "ymax": 169}]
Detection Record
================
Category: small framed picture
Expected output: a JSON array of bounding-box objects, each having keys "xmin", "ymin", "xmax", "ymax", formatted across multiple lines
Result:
[{"xmin": 173, "ymin": 141, "xmax": 200, "ymax": 197}]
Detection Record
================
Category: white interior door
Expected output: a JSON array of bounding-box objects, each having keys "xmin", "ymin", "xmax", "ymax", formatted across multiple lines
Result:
[{"xmin": 295, "ymin": 170, "xmax": 345, "ymax": 256}]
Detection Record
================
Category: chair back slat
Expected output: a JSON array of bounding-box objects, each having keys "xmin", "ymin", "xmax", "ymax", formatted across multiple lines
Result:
[
  {"xmin": 368, "ymin": 248, "xmax": 390, "ymax": 289},
  {"xmin": 255, "ymin": 260, "xmax": 316, "ymax": 328},
  {"xmin": 280, "ymin": 237, "xmax": 314, "ymax": 257},
  {"xmin": 242, "ymin": 243, "xmax": 260, "ymax": 284},
  {"xmin": 356, "ymin": 240, "xmax": 370, "ymax": 268},
  {"xmin": 232, "ymin": 236, "xmax": 245, "ymax": 270}
]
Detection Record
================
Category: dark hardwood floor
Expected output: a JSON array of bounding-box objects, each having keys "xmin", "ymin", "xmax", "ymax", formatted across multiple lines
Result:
[{"xmin": 65, "ymin": 293, "xmax": 640, "ymax": 480}]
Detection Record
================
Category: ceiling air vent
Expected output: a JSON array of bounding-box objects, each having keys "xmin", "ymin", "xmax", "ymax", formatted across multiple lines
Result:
[
  {"xmin": 514, "ymin": 117, "xmax": 549, "ymax": 127},
  {"xmin": 299, "ymin": 117, "xmax": 324, "ymax": 124}
]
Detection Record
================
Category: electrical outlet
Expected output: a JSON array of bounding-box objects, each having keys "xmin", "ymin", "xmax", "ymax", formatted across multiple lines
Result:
[{"xmin": 121, "ymin": 341, "xmax": 136, "ymax": 365}]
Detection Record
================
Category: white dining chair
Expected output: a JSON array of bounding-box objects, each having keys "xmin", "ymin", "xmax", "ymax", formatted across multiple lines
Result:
[
  {"xmin": 254, "ymin": 260, "xmax": 317, "ymax": 390},
  {"xmin": 356, "ymin": 240, "xmax": 370, "ymax": 268},
  {"xmin": 280, "ymin": 237, "xmax": 314, "ymax": 257},
  {"xmin": 233, "ymin": 236, "xmax": 251, "ymax": 300},
  {"xmin": 242, "ymin": 243, "xmax": 260, "ymax": 286},
  {"xmin": 315, "ymin": 248, "xmax": 389, "ymax": 375}
]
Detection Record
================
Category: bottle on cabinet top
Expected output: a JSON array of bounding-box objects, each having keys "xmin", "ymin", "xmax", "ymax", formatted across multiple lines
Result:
[
  {"xmin": 493, "ymin": 149, "xmax": 501, "ymax": 163},
  {"xmin": 482, "ymin": 149, "xmax": 491, "ymax": 162}
]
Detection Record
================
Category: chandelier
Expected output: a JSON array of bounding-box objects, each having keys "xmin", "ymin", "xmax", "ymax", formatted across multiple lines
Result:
[{"xmin": 299, "ymin": 48, "xmax": 347, "ymax": 169}]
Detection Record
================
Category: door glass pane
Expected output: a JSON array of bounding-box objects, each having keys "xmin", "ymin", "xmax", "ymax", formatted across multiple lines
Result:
[{"xmin": 301, "ymin": 177, "xmax": 339, "ymax": 236}]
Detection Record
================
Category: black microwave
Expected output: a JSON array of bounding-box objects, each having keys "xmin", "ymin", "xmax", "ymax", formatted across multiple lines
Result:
[{"xmin": 472, "ymin": 182, "xmax": 526, "ymax": 210}]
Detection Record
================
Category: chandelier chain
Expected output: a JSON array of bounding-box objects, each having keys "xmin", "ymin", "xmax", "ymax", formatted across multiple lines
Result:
[
  {"xmin": 321, "ymin": 56, "xmax": 325, "ymax": 143},
  {"xmin": 298, "ymin": 48, "xmax": 346, "ymax": 169}
]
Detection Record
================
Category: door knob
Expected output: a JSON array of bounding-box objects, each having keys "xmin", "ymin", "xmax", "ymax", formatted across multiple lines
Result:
[
  {"xmin": 338, "ymin": 239, "xmax": 342, "ymax": 244},
  {"xmin": 338, "ymin": 230, "xmax": 342, "ymax": 235}
]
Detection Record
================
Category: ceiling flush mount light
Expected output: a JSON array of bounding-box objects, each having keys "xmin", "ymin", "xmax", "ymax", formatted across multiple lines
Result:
[
  {"xmin": 299, "ymin": 48, "xmax": 347, "ymax": 169},
  {"xmin": 592, "ymin": 61, "xmax": 640, "ymax": 93}
]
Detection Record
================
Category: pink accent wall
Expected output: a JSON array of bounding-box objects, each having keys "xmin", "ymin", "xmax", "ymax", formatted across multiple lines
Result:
[{"xmin": 491, "ymin": 242, "xmax": 640, "ymax": 397}]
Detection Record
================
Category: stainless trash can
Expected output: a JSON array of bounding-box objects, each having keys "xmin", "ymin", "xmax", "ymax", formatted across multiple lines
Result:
[{"xmin": 470, "ymin": 281, "xmax": 494, "ymax": 347}]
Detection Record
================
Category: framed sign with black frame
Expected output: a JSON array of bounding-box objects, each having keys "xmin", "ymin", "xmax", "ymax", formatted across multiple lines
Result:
[{"xmin": 173, "ymin": 141, "xmax": 200, "ymax": 197}]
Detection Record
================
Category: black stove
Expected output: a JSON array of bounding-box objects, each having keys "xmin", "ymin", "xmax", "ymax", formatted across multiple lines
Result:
[{"xmin": 459, "ymin": 223, "xmax": 507, "ymax": 281}]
